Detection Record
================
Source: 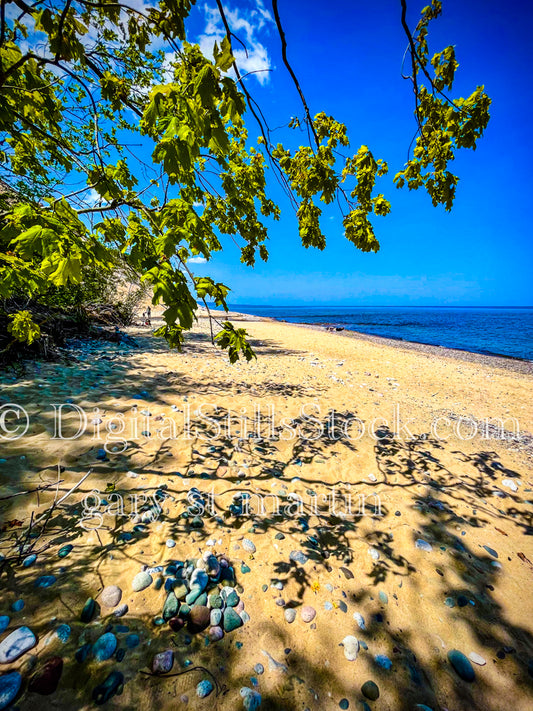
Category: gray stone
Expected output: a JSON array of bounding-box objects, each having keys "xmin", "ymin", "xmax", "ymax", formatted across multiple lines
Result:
[
  {"xmin": 0, "ymin": 627, "xmax": 37, "ymax": 663},
  {"xmin": 101, "ymin": 585, "xmax": 122, "ymax": 608},
  {"xmin": 132, "ymin": 571, "xmax": 152, "ymax": 592}
]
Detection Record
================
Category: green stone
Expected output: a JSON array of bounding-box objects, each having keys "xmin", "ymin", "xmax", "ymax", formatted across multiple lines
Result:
[
  {"xmin": 81, "ymin": 598, "xmax": 96, "ymax": 623},
  {"xmin": 58, "ymin": 544, "xmax": 73, "ymax": 558},
  {"xmin": 225, "ymin": 590, "xmax": 239, "ymax": 607},
  {"xmin": 195, "ymin": 592, "xmax": 208, "ymax": 606},
  {"xmin": 179, "ymin": 604, "xmax": 191, "ymax": 617},
  {"xmin": 185, "ymin": 587, "xmax": 203, "ymax": 605},
  {"xmin": 209, "ymin": 593, "xmax": 222, "ymax": 609},
  {"xmin": 163, "ymin": 592, "xmax": 179, "ymax": 621},
  {"xmin": 361, "ymin": 681, "xmax": 379, "ymax": 701},
  {"xmin": 223, "ymin": 608, "xmax": 243, "ymax": 633}
]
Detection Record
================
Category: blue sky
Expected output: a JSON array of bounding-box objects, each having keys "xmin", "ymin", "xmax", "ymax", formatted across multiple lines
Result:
[{"xmin": 187, "ymin": 0, "xmax": 532, "ymax": 306}]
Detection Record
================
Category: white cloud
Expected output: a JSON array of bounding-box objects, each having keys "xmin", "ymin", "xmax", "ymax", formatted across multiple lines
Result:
[
  {"xmin": 189, "ymin": 256, "xmax": 208, "ymax": 264},
  {"xmin": 198, "ymin": 2, "xmax": 274, "ymax": 85}
]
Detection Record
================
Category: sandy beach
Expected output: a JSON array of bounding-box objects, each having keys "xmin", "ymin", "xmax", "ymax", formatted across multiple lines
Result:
[{"xmin": 0, "ymin": 310, "xmax": 531, "ymax": 710}]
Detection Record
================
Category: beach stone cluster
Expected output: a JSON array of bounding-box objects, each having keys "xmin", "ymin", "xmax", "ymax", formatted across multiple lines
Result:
[{"xmin": 138, "ymin": 551, "xmax": 248, "ymax": 643}]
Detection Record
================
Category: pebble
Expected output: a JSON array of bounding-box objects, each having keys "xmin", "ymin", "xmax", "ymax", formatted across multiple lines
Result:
[
  {"xmin": 92, "ymin": 671, "xmax": 124, "ymax": 705},
  {"xmin": 415, "ymin": 539, "xmax": 433, "ymax": 552},
  {"xmin": 353, "ymin": 612, "xmax": 365, "ymax": 630},
  {"xmin": 209, "ymin": 626, "xmax": 224, "ymax": 641},
  {"xmin": 10, "ymin": 600, "xmax": 24, "ymax": 613},
  {"xmin": 101, "ymin": 585, "xmax": 122, "ymax": 608},
  {"xmin": 113, "ymin": 604, "xmax": 129, "ymax": 618},
  {"xmin": 241, "ymin": 686, "xmax": 262, "ymax": 710},
  {"xmin": 152, "ymin": 650, "xmax": 174, "ymax": 674},
  {"xmin": 132, "ymin": 572, "xmax": 153, "ymax": 592},
  {"xmin": 502, "ymin": 479, "xmax": 518, "ymax": 492},
  {"xmin": 125, "ymin": 634, "xmax": 140, "ymax": 649},
  {"xmin": 58, "ymin": 545, "xmax": 73, "ymax": 558},
  {"xmin": 28, "ymin": 656, "xmax": 63, "ymax": 695},
  {"xmin": 448, "ymin": 649, "xmax": 475, "ymax": 682},
  {"xmin": 163, "ymin": 592, "xmax": 179, "ymax": 621},
  {"xmin": 301, "ymin": 606, "xmax": 316, "ymax": 623},
  {"xmin": 469, "ymin": 652, "xmax": 486, "ymax": 666},
  {"xmin": 254, "ymin": 663, "xmax": 264, "ymax": 675},
  {"xmin": 93, "ymin": 632, "xmax": 117, "ymax": 661},
  {"xmin": 223, "ymin": 608, "xmax": 243, "ymax": 632},
  {"xmin": 190, "ymin": 569, "xmax": 208, "ymax": 592},
  {"xmin": 210, "ymin": 609, "xmax": 222, "ymax": 626},
  {"xmin": 188, "ymin": 606, "xmax": 210, "ymax": 633},
  {"xmin": 35, "ymin": 575, "xmax": 57, "ymax": 588},
  {"xmin": 284, "ymin": 609, "xmax": 296, "ymax": 624},
  {"xmin": 0, "ymin": 671, "xmax": 21, "ymax": 709},
  {"xmin": 341, "ymin": 635, "xmax": 359, "ymax": 661},
  {"xmin": 196, "ymin": 679, "xmax": 213, "ymax": 698},
  {"xmin": 0, "ymin": 626, "xmax": 37, "ymax": 663},
  {"xmin": 23, "ymin": 554, "xmax": 37, "ymax": 567},
  {"xmin": 339, "ymin": 700, "xmax": 349, "ymax": 710},
  {"xmin": 289, "ymin": 550, "xmax": 308, "ymax": 565},
  {"xmin": 242, "ymin": 538, "xmax": 256, "ymax": 553},
  {"xmin": 0, "ymin": 619, "xmax": 8, "ymax": 634},
  {"xmin": 375, "ymin": 654, "xmax": 392, "ymax": 669},
  {"xmin": 361, "ymin": 680, "xmax": 380, "ymax": 701}
]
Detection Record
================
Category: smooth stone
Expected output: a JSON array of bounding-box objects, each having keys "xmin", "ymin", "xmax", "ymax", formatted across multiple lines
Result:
[
  {"xmin": 113, "ymin": 604, "xmax": 129, "ymax": 618},
  {"xmin": 75, "ymin": 643, "xmax": 91, "ymax": 663},
  {"xmin": 301, "ymin": 606, "xmax": 316, "ymax": 623},
  {"xmin": 0, "ymin": 671, "xmax": 22, "ymax": 709},
  {"xmin": 23, "ymin": 554, "xmax": 37, "ymax": 567},
  {"xmin": 185, "ymin": 587, "xmax": 203, "ymax": 605},
  {"xmin": 173, "ymin": 582, "xmax": 189, "ymax": 600},
  {"xmin": 241, "ymin": 611, "xmax": 250, "ymax": 623},
  {"xmin": 93, "ymin": 632, "xmax": 117, "ymax": 661},
  {"xmin": 163, "ymin": 592, "xmax": 179, "ymax": 621},
  {"xmin": 378, "ymin": 591, "xmax": 388, "ymax": 604},
  {"xmin": 240, "ymin": 686, "xmax": 262, "ymax": 710},
  {"xmin": 448, "ymin": 649, "xmax": 475, "ymax": 681},
  {"xmin": 0, "ymin": 626, "xmax": 37, "ymax": 663},
  {"xmin": 208, "ymin": 626, "xmax": 224, "ymax": 641},
  {"xmin": 125, "ymin": 634, "xmax": 140, "ymax": 649},
  {"xmin": 11, "ymin": 600, "xmax": 24, "ymax": 613},
  {"xmin": 241, "ymin": 564, "xmax": 251, "ymax": 574},
  {"xmin": 132, "ymin": 572, "xmax": 152, "ymax": 592},
  {"xmin": 196, "ymin": 679, "xmax": 213, "ymax": 698},
  {"xmin": 169, "ymin": 617, "xmax": 185, "ymax": 632},
  {"xmin": 35, "ymin": 575, "xmax": 56, "ymax": 588},
  {"xmin": 415, "ymin": 539, "xmax": 433, "ymax": 552},
  {"xmin": 469, "ymin": 652, "xmax": 486, "ymax": 666},
  {"xmin": 353, "ymin": 612, "xmax": 366, "ymax": 630},
  {"xmin": 284, "ymin": 608, "xmax": 296, "ymax": 624},
  {"xmin": 223, "ymin": 608, "xmax": 243, "ymax": 632},
  {"xmin": 28, "ymin": 656, "xmax": 63, "ymax": 695},
  {"xmin": 92, "ymin": 671, "xmax": 124, "ymax": 705},
  {"xmin": 58, "ymin": 545, "xmax": 73, "ymax": 558},
  {"xmin": 187, "ymin": 606, "xmax": 210, "ymax": 633},
  {"xmin": 242, "ymin": 538, "xmax": 256, "ymax": 553},
  {"xmin": 289, "ymin": 550, "xmax": 308, "ymax": 565},
  {"xmin": 502, "ymin": 478, "xmax": 518, "ymax": 492},
  {"xmin": 341, "ymin": 635, "xmax": 359, "ymax": 661},
  {"xmin": 55, "ymin": 624, "xmax": 70, "ymax": 643},
  {"xmin": 208, "ymin": 593, "xmax": 222, "ymax": 609},
  {"xmin": 375, "ymin": 654, "xmax": 392, "ymax": 669},
  {"xmin": 210, "ymin": 609, "xmax": 222, "ymax": 626},
  {"xmin": 254, "ymin": 663, "xmax": 264, "ymax": 675},
  {"xmin": 101, "ymin": 585, "xmax": 122, "ymax": 608},
  {"xmin": 225, "ymin": 590, "xmax": 240, "ymax": 607},
  {"xmin": 166, "ymin": 539, "xmax": 176, "ymax": 548},
  {"xmin": 483, "ymin": 545, "xmax": 498, "ymax": 559},
  {"xmin": 0, "ymin": 620, "xmax": 8, "ymax": 635},
  {"xmin": 339, "ymin": 700, "xmax": 349, "ymax": 710},
  {"xmin": 361, "ymin": 681, "xmax": 380, "ymax": 701},
  {"xmin": 190, "ymin": 569, "xmax": 208, "ymax": 592},
  {"xmin": 152, "ymin": 650, "xmax": 173, "ymax": 674}
]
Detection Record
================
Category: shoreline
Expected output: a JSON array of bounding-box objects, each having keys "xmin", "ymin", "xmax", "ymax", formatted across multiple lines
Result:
[{"xmin": 212, "ymin": 308, "xmax": 533, "ymax": 376}]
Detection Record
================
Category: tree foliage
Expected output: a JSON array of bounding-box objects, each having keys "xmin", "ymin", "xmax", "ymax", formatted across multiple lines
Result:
[{"xmin": 0, "ymin": 0, "xmax": 491, "ymax": 359}]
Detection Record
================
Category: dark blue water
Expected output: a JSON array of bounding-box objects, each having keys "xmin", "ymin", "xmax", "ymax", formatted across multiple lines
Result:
[{"xmin": 218, "ymin": 306, "xmax": 533, "ymax": 360}]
